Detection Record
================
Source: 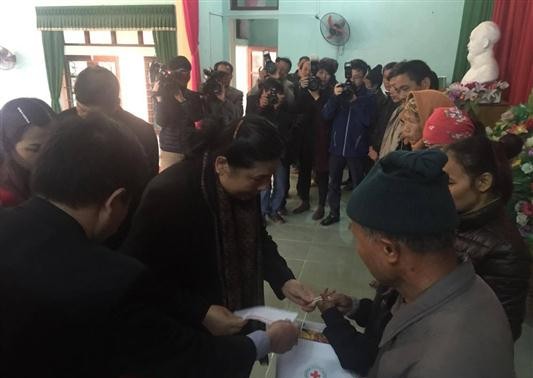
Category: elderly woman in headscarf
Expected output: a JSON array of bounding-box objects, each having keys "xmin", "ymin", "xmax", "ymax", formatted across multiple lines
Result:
[
  {"xmin": 399, "ymin": 90, "xmax": 453, "ymax": 150},
  {"xmin": 0, "ymin": 98, "xmax": 55, "ymax": 207},
  {"xmin": 422, "ymin": 106, "xmax": 477, "ymax": 148}
]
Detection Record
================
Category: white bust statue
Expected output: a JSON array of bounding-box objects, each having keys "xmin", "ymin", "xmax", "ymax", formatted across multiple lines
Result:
[{"xmin": 461, "ymin": 21, "xmax": 500, "ymax": 84}]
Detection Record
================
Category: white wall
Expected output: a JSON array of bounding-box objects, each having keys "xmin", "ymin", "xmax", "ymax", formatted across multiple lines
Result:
[
  {"xmin": 0, "ymin": 2, "xmax": 51, "ymax": 107},
  {"xmin": 0, "ymin": 0, "xmax": 173, "ymax": 109}
]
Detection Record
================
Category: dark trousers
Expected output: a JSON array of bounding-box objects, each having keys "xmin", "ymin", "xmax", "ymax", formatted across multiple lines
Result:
[
  {"xmin": 327, "ymin": 154, "xmax": 365, "ymax": 217},
  {"xmin": 316, "ymin": 171, "xmax": 329, "ymax": 207},
  {"xmin": 296, "ymin": 140, "xmax": 314, "ymax": 202},
  {"xmin": 261, "ymin": 160, "xmax": 289, "ymax": 216}
]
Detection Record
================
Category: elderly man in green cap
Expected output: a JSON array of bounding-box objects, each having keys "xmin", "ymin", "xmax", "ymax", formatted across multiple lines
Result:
[{"xmin": 317, "ymin": 150, "xmax": 515, "ymax": 378}]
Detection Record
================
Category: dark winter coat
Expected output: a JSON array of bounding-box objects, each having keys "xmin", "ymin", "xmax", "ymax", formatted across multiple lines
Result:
[
  {"xmin": 122, "ymin": 155, "xmax": 295, "ymax": 317},
  {"xmin": 369, "ymin": 89, "xmax": 398, "ymax": 152},
  {"xmin": 246, "ymin": 95, "xmax": 295, "ymax": 163},
  {"xmin": 321, "ymin": 86, "xmax": 375, "ymax": 158},
  {"xmin": 0, "ymin": 198, "xmax": 257, "ymax": 378},
  {"xmin": 294, "ymin": 87, "xmax": 333, "ymax": 173},
  {"xmin": 456, "ymin": 200, "xmax": 531, "ymax": 340},
  {"xmin": 157, "ymin": 88, "xmax": 203, "ymax": 153}
]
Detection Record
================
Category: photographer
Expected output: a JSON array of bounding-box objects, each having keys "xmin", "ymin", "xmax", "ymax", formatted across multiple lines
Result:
[
  {"xmin": 320, "ymin": 59, "xmax": 376, "ymax": 226},
  {"xmin": 246, "ymin": 78, "xmax": 292, "ymax": 224},
  {"xmin": 249, "ymin": 55, "xmax": 295, "ymax": 107},
  {"xmin": 287, "ymin": 56, "xmax": 310, "ymax": 88},
  {"xmin": 201, "ymin": 66, "xmax": 241, "ymax": 127},
  {"xmin": 155, "ymin": 56, "xmax": 203, "ymax": 171},
  {"xmin": 214, "ymin": 61, "xmax": 244, "ymax": 119},
  {"xmin": 292, "ymin": 58, "xmax": 338, "ymax": 220}
]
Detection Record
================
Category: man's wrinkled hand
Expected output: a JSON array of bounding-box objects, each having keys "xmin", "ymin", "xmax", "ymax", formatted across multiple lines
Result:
[
  {"xmin": 266, "ymin": 320, "xmax": 299, "ymax": 354},
  {"xmin": 202, "ymin": 305, "xmax": 247, "ymax": 336}
]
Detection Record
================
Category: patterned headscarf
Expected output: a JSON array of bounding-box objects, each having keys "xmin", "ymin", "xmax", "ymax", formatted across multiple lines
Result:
[{"xmin": 423, "ymin": 106, "xmax": 475, "ymax": 147}]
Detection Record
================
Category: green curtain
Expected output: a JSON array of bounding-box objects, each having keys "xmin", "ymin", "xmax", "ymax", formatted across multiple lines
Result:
[
  {"xmin": 36, "ymin": 5, "xmax": 176, "ymax": 31},
  {"xmin": 41, "ymin": 31, "xmax": 64, "ymax": 112},
  {"xmin": 153, "ymin": 31, "xmax": 177, "ymax": 65},
  {"xmin": 452, "ymin": 0, "xmax": 494, "ymax": 83}
]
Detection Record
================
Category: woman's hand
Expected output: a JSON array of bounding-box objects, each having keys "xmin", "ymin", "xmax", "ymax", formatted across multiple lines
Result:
[
  {"xmin": 300, "ymin": 76, "xmax": 309, "ymax": 89},
  {"xmin": 281, "ymin": 279, "xmax": 316, "ymax": 312}
]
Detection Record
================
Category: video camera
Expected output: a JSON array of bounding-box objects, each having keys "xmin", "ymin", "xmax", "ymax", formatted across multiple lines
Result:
[
  {"xmin": 308, "ymin": 60, "xmax": 320, "ymax": 91},
  {"xmin": 149, "ymin": 61, "xmax": 189, "ymax": 95},
  {"xmin": 201, "ymin": 68, "xmax": 225, "ymax": 99},
  {"xmin": 263, "ymin": 51, "xmax": 277, "ymax": 75}
]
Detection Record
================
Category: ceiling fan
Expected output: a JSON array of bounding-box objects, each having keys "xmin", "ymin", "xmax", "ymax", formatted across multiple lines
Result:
[{"xmin": 0, "ymin": 46, "xmax": 17, "ymax": 70}]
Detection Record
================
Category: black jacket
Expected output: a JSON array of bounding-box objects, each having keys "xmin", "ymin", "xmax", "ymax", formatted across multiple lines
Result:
[
  {"xmin": 0, "ymin": 198, "xmax": 257, "ymax": 378},
  {"xmin": 455, "ymin": 200, "xmax": 531, "ymax": 340},
  {"xmin": 60, "ymin": 107, "xmax": 159, "ymax": 179},
  {"xmin": 246, "ymin": 95, "xmax": 295, "ymax": 163},
  {"xmin": 156, "ymin": 88, "xmax": 203, "ymax": 153},
  {"xmin": 57, "ymin": 108, "xmax": 159, "ymax": 249},
  {"xmin": 122, "ymin": 156, "xmax": 295, "ymax": 316},
  {"xmin": 369, "ymin": 90, "xmax": 398, "ymax": 152},
  {"xmin": 321, "ymin": 286, "xmax": 398, "ymax": 376}
]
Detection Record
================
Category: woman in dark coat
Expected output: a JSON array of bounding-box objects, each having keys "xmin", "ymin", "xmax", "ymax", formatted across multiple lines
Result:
[
  {"xmin": 444, "ymin": 135, "xmax": 531, "ymax": 340},
  {"xmin": 292, "ymin": 58, "xmax": 337, "ymax": 220},
  {"xmin": 0, "ymin": 98, "xmax": 55, "ymax": 207},
  {"xmin": 122, "ymin": 115, "xmax": 315, "ymax": 336}
]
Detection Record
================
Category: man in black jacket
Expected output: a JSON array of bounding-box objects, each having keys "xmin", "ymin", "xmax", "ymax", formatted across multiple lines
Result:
[
  {"xmin": 60, "ymin": 65, "xmax": 160, "ymax": 249},
  {"xmin": 0, "ymin": 113, "xmax": 298, "ymax": 378},
  {"xmin": 246, "ymin": 78, "xmax": 293, "ymax": 223}
]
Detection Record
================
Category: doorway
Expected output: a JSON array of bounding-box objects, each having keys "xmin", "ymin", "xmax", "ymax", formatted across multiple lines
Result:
[{"xmin": 233, "ymin": 18, "xmax": 278, "ymax": 106}]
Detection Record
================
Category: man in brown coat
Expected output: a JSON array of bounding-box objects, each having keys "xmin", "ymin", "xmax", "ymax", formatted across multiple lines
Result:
[{"xmin": 320, "ymin": 149, "xmax": 515, "ymax": 378}]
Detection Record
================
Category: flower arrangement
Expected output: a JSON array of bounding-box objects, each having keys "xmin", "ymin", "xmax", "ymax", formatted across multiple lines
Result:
[
  {"xmin": 487, "ymin": 89, "xmax": 533, "ymax": 245},
  {"xmin": 446, "ymin": 81, "xmax": 509, "ymax": 113}
]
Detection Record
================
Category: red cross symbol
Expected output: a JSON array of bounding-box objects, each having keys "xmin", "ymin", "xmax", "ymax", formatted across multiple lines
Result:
[{"xmin": 310, "ymin": 371, "xmax": 321, "ymax": 378}]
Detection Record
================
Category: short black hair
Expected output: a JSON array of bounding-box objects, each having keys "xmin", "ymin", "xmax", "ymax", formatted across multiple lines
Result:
[
  {"xmin": 168, "ymin": 56, "xmax": 192, "ymax": 71},
  {"xmin": 298, "ymin": 56, "xmax": 310, "ymax": 65},
  {"xmin": 275, "ymin": 57, "xmax": 292, "ymax": 71},
  {"xmin": 388, "ymin": 60, "xmax": 433, "ymax": 85},
  {"xmin": 31, "ymin": 113, "xmax": 148, "ymax": 208},
  {"xmin": 189, "ymin": 115, "xmax": 284, "ymax": 169},
  {"xmin": 383, "ymin": 62, "xmax": 397, "ymax": 72},
  {"xmin": 214, "ymin": 61, "xmax": 234, "ymax": 73},
  {"xmin": 350, "ymin": 59, "xmax": 370, "ymax": 75},
  {"xmin": 74, "ymin": 66, "xmax": 120, "ymax": 109},
  {"xmin": 362, "ymin": 226, "xmax": 455, "ymax": 254}
]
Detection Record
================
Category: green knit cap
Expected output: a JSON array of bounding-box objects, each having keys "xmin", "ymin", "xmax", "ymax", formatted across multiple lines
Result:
[{"xmin": 347, "ymin": 150, "xmax": 458, "ymax": 235}]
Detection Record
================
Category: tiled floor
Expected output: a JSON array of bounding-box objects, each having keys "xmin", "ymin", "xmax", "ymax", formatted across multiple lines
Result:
[{"xmin": 250, "ymin": 178, "xmax": 533, "ymax": 378}]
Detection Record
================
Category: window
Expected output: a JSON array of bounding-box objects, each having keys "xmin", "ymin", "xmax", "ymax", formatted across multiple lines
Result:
[
  {"xmin": 62, "ymin": 56, "xmax": 120, "ymax": 108},
  {"xmin": 116, "ymin": 30, "xmax": 139, "ymax": 45},
  {"xmin": 231, "ymin": 0, "xmax": 278, "ymax": 11},
  {"xmin": 63, "ymin": 30, "xmax": 155, "ymax": 46}
]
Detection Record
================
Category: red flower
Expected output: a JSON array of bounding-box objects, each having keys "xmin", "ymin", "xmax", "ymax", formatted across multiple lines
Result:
[
  {"xmin": 522, "ymin": 202, "xmax": 533, "ymax": 217},
  {"xmin": 526, "ymin": 118, "xmax": 533, "ymax": 130}
]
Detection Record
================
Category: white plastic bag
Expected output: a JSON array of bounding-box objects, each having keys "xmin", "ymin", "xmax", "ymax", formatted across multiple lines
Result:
[{"xmin": 276, "ymin": 321, "xmax": 358, "ymax": 378}]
